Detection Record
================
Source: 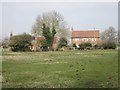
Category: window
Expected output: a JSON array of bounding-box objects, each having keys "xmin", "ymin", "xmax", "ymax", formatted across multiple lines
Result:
[
  {"xmin": 74, "ymin": 38, "xmax": 79, "ymax": 41},
  {"xmin": 32, "ymin": 37, "xmax": 35, "ymax": 40},
  {"xmin": 92, "ymin": 38, "xmax": 96, "ymax": 41},
  {"xmin": 82, "ymin": 38, "xmax": 88, "ymax": 42}
]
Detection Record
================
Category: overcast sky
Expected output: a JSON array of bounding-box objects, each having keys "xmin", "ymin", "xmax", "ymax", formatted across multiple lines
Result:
[{"xmin": 0, "ymin": 2, "xmax": 118, "ymax": 39}]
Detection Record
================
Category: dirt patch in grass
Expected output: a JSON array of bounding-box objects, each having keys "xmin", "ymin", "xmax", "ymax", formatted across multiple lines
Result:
[
  {"xmin": 2, "ymin": 56, "xmax": 28, "ymax": 61},
  {"xmin": 33, "ymin": 62, "xmax": 68, "ymax": 64},
  {"xmin": 43, "ymin": 58, "xmax": 54, "ymax": 61},
  {"xmin": 83, "ymin": 80, "xmax": 100, "ymax": 88},
  {"xmin": 75, "ymin": 53, "xmax": 86, "ymax": 55},
  {"xmin": 2, "ymin": 52, "xmax": 21, "ymax": 56},
  {"xmin": 8, "ymin": 53, "xmax": 21, "ymax": 55},
  {"xmin": 2, "ymin": 55, "xmax": 35, "ymax": 61},
  {"xmin": 83, "ymin": 55, "xmax": 100, "ymax": 57},
  {"xmin": 75, "ymin": 53, "xmax": 102, "ymax": 57}
]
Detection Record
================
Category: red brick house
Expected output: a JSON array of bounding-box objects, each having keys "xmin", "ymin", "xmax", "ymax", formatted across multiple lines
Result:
[
  {"xmin": 32, "ymin": 36, "xmax": 58, "ymax": 51},
  {"xmin": 71, "ymin": 30, "xmax": 100, "ymax": 46}
]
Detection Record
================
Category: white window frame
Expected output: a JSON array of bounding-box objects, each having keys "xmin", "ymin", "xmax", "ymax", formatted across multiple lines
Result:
[
  {"xmin": 82, "ymin": 38, "xmax": 88, "ymax": 42},
  {"xmin": 92, "ymin": 38, "xmax": 96, "ymax": 42},
  {"xmin": 74, "ymin": 38, "xmax": 79, "ymax": 42}
]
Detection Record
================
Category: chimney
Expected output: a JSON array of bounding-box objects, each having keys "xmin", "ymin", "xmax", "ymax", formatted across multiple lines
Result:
[{"xmin": 10, "ymin": 32, "xmax": 13, "ymax": 40}]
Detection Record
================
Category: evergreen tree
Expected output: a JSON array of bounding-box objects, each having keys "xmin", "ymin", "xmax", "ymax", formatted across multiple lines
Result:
[
  {"xmin": 42, "ymin": 24, "xmax": 56, "ymax": 49},
  {"xmin": 51, "ymin": 26, "xmax": 56, "ymax": 47}
]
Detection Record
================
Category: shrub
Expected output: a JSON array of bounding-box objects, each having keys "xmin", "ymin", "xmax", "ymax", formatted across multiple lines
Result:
[
  {"xmin": 78, "ymin": 44, "xmax": 85, "ymax": 50},
  {"xmin": 94, "ymin": 44, "xmax": 99, "ymax": 49},
  {"xmin": 73, "ymin": 43, "xmax": 77, "ymax": 47},
  {"xmin": 84, "ymin": 43, "xmax": 92, "ymax": 47},
  {"xmin": 102, "ymin": 42, "xmax": 116, "ymax": 49},
  {"xmin": 9, "ymin": 33, "xmax": 32, "ymax": 52},
  {"xmin": 78, "ymin": 43, "xmax": 92, "ymax": 50},
  {"xmin": 58, "ymin": 37, "xmax": 68, "ymax": 48},
  {"xmin": 39, "ymin": 39, "xmax": 48, "ymax": 51},
  {"xmin": 94, "ymin": 44, "xmax": 98, "ymax": 47},
  {"xmin": 2, "ymin": 38, "xmax": 9, "ymax": 48}
]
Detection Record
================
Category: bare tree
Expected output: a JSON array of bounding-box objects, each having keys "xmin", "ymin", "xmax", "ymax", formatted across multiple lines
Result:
[
  {"xmin": 100, "ymin": 27, "xmax": 118, "ymax": 44},
  {"xmin": 31, "ymin": 11, "xmax": 71, "ymax": 38}
]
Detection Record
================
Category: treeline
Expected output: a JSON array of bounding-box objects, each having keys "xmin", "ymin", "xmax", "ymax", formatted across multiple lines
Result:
[{"xmin": 1, "ymin": 11, "xmax": 118, "ymax": 51}]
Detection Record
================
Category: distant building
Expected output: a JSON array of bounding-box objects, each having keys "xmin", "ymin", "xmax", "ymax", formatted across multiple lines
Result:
[
  {"xmin": 71, "ymin": 30, "xmax": 100, "ymax": 46},
  {"xmin": 31, "ymin": 36, "xmax": 58, "ymax": 51},
  {"xmin": 9, "ymin": 32, "xmax": 58, "ymax": 51}
]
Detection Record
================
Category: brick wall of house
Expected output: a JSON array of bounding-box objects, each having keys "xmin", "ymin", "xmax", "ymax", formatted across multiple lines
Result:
[
  {"xmin": 52, "ymin": 43, "xmax": 57, "ymax": 49},
  {"xmin": 71, "ymin": 37, "xmax": 100, "ymax": 45}
]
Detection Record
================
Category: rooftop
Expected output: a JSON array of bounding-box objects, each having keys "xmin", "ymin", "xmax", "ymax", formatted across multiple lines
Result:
[
  {"xmin": 71, "ymin": 30, "xmax": 100, "ymax": 38},
  {"xmin": 36, "ymin": 36, "xmax": 58, "ymax": 44}
]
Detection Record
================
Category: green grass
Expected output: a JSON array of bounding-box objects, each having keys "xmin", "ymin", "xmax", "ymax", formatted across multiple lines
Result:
[{"xmin": 2, "ymin": 50, "xmax": 118, "ymax": 88}]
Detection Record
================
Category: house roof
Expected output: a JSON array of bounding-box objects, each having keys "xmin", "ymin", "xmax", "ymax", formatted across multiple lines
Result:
[
  {"xmin": 36, "ymin": 36, "xmax": 45, "ymax": 41},
  {"xmin": 36, "ymin": 36, "xmax": 58, "ymax": 44},
  {"xmin": 71, "ymin": 30, "xmax": 100, "ymax": 38}
]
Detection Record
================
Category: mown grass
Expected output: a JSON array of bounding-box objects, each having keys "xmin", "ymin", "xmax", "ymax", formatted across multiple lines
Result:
[{"xmin": 2, "ymin": 49, "xmax": 118, "ymax": 88}]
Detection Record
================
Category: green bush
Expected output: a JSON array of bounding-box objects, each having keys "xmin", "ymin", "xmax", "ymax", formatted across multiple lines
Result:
[
  {"xmin": 78, "ymin": 44, "xmax": 85, "ymax": 50},
  {"xmin": 73, "ymin": 43, "xmax": 77, "ymax": 47},
  {"xmin": 102, "ymin": 42, "xmax": 116, "ymax": 49},
  {"xmin": 58, "ymin": 37, "xmax": 68, "ymax": 48},
  {"xmin": 39, "ymin": 39, "xmax": 48, "ymax": 51},
  {"xmin": 94, "ymin": 44, "xmax": 99, "ymax": 49},
  {"xmin": 9, "ymin": 33, "xmax": 32, "ymax": 52},
  {"xmin": 78, "ymin": 43, "xmax": 92, "ymax": 50},
  {"xmin": 84, "ymin": 43, "xmax": 92, "ymax": 47},
  {"xmin": 2, "ymin": 38, "xmax": 9, "ymax": 48},
  {"xmin": 94, "ymin": 44, "xmax": 98, "ymax": 47}
]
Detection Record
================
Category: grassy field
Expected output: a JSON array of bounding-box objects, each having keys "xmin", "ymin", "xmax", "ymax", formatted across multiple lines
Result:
[{"xmin": 2, "ymin": 49, "xmax": 118, "ymax": 88}]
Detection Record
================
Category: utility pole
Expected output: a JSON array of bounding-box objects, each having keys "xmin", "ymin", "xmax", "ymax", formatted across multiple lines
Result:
[{"xmin": 71, "ymin": 27, "xmax": 73, "ymax": 31}]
